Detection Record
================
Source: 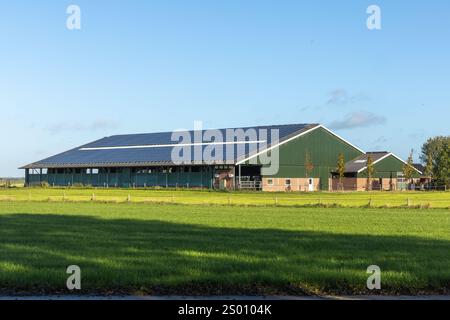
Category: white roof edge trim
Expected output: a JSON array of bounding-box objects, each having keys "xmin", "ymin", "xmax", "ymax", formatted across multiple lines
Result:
[
  {"xmin": 236, "ymin": 124, "xmax": 365, "ymax": 165},
  {"xmin": 80, "ymin": 140, "xmax": 267, "ymax": 151},
  {"xmin": 357, "ymin": 152, "xmax": 423, "ymax": 174},
  {"xmin": 236, "ymin": 124, "xmax": 322, "ymax": 165},
  {"xmin": 390, "ymin": 152, "xmax": 423, "ymax": 174},
  {"xmin": 318, "ymin": 125, "xmax": 366, "ymax": 154},
  {"xmin": 357, "ymin": 153, "xmax": 392, "ymax": 173}
]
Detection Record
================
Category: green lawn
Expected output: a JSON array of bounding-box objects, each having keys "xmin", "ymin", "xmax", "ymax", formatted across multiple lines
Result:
[
  {"xmin": 0, "ymin": 201, "xmax": 449, "ymax": 295},
  {"xmin": 0, "ymin": 188, "xmax": 449, "ymax": 208}
]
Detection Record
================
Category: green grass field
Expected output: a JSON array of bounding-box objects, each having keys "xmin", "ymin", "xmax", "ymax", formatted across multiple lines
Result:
[
  {"xmin": 0, "ymin": 200, "xmax": 449, "ymax": 295},
  {"xmin": 0, "ymin": 188, "xmax": 449, "ymax": 208}
]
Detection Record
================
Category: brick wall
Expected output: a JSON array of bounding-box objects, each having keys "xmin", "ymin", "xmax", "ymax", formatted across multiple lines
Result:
[{"xmin": 262, "ymin": 177, "xmax": 320, "ymax": 192}]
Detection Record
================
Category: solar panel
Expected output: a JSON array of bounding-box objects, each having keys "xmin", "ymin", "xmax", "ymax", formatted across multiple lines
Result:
[{"xmin": 22, "ymin": 123, "xmax": 318, "ymax": 168}]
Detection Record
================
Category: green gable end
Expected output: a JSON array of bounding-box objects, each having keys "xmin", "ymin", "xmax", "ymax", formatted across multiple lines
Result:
[
  {"xmin": 254, "ymin": 127, "xmax": 364, "ymax": 190},
  {"xmin": 358, "ymin": 154, "xmax": 421, "ymax": 179}
]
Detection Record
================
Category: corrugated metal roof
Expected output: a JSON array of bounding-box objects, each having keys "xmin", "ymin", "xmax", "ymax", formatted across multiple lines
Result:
[
  {"xmin": 344, "ymin": 152, "xmax": 390, "ymax": 173},
  {"xmin": 21, "ymin": 123, "xmax": 319, "ymax": 169}
]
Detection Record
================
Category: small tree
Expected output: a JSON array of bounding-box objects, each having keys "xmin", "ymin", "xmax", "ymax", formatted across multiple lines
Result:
[
  {"xmin": 305, "ymin": 151, "xmax": 314, "ymax": 177},
  {"xmin": 366, "ymin": 154, "xmax": 375, "ymax": 191},
  {"xmin": 336, "ymin": 153, "xmax": 345, "ymax": 191},
  {"xmin": 403, "ymin": 149, "xmax": 415, "ymax": 188},
  {"xmin": 424, "ymin": 150, "xmax": 434, "ymax": 184}
]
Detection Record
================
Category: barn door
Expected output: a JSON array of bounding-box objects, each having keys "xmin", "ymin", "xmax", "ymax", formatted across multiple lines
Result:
[{"xmin": 308, "ymin": 178, "xmax": 314, "ymax": 192}]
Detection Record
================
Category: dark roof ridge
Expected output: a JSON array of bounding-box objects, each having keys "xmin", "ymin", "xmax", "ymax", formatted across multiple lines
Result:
[{"xmin": 105, "ymin": 123, "xmax": 319, "ymax": 139}]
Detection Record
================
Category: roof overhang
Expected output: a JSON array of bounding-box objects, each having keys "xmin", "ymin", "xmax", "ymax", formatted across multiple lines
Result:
[{"xmin": 20, "ymin": 160, "xmax": 238, "ymax": 169}]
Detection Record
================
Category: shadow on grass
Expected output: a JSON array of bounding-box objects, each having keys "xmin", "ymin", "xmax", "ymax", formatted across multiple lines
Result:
[{"xmin": 0, "ymin": 213, "xmax": 449, "ymax": 295}]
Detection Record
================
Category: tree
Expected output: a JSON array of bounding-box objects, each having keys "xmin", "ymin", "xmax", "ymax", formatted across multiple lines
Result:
[
  {"xmin": 424, "ymin": 150, "xmax": 433, "ymax": 181},
  {"xmin": 420, "ymin": 135, "xmax": 450, "ymax": 186},
  {"xmin": 336, "ymin": 153, "xmax": 345, "ymax": 191},
  {"xmin": 434, "ymin": 142, "xmax": 450, "ymax": 188},
  {"xmin": 365, "ymin": 154, "xmax": 375, "ymax": 191},
  {"xmin": 420, "ymin": 136, "xmax": 450, "ymax": 165},
  {"xmin": 403, "ymin": 149, "xmax": 415, "ymax": 187},
  {"xmin": 305, "ymin": 151, "xmax": 314, "ymax": 178}
]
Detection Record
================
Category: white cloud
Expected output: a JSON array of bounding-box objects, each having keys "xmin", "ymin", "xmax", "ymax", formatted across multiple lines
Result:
[
  {"xmin": 327, "ymin": 89, "xmax": 369, "ymax": 105},
  {"xmin": 328, "ymin": 111, "xmax": 386, "ymax": 130}
]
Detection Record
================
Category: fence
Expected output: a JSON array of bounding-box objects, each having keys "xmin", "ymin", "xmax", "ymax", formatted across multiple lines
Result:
[
  {"xmin": 237, "ymin": 180, "xmax": 262, "ymax": 190},
  {"xmin": 329, "ymin": 183, "xmax": 447, "ymax": 192},
  {"xmin": 1, "ymin": 189, "xmax": 449, "ymax": 208}
]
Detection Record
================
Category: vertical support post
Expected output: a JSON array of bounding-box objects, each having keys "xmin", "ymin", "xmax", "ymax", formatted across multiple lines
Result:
[
  {"xmin": 238, "ymin": 164, "xmax": 242, "ymax": 190},
  {"xmin": 25, "ymin": 169, "xmax": 30, "ymax": 187},
  {"xmin": 211, "ymin": 166, "xmax": 213, "ymax": 189}
]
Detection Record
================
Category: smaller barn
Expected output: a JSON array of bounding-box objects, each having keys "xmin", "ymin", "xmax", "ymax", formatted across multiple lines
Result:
[{"xmin": 331, "ymin": 152, "xmax": 422, "ymax": 191}]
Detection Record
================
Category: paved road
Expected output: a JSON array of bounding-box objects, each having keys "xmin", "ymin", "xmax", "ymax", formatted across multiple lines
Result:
[{"xmin": 1, "ymin": 295, "xmax": 450, "ymax": 300}]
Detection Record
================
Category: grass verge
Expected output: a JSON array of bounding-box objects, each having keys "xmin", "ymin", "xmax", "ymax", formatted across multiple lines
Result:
[{"xmin": 0, "ymin": 201, "xmax": 449, "ymax": 295}]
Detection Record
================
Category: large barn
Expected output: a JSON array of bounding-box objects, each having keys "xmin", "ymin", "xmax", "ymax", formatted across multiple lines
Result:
[{"xmin": 21, "ymin": 123, "xmax": 421, "ymax": 191}]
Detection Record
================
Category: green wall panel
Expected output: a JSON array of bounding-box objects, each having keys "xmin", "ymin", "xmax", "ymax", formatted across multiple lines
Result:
[
  {"xmin": 254, "ymin": 127, "xmax": 364, "ymax": 190},
  {"xmin": 358, "ymin": 155, "xmax": 421, "ymax": 179},
  {"xmin": 30, "ymin": 168, "xmax": 215, "ymax": 188}
]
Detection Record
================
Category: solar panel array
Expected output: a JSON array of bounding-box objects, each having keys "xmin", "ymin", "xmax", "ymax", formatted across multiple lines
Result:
[{"xmin": 22, "ymin": 123, "xmax": 318, "ymax": 168}]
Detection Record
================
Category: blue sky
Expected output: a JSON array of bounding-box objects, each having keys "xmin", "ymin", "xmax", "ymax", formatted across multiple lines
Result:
[{"xmin": 1, "ymin": 0, "xmax": 449, "ymax": 176}]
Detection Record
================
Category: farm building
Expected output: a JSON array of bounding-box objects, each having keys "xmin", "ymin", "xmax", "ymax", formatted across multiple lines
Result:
[
  {"xmin": 330, "ymin": 152, "xmax": 422, "ymax": 191},
  {"xmin": 21, "ymin": 123, "xmax": 420, "ymax": 191}
]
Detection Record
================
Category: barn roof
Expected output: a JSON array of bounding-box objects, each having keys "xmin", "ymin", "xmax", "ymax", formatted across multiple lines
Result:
[
  {"xmin": 344, "ymin": 152, "xmax": 422, "ymax": 174},
  {"xmin": 21, "ymin": 123, "xmax": 320, "ymax": 169},
  {"xmin": 344, "ymin": 152, "xmax": 390, "ymax": 173}
]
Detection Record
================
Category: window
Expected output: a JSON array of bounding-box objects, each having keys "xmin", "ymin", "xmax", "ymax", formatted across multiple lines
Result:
[
  {"xmin": 137, "ymin": 168, "xmax": 151, "ymax": 174},
  {"xmin": 92, "ymin": 168, "xmax": 99, "ymax": 174},
  {"xmin": 75, "ymin": 169, "xmax": 81, "ymax": 174},
  {"xmin": 267, "ymin": 179, "xmax": 274, "ymax": 185},
  {"xmin": 285, "ymin": 179, "xmax": 291, "ymax": 186},
  {"xmin": 57, "ymin": 169, "xmax": 64, "ymax": 174}
]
